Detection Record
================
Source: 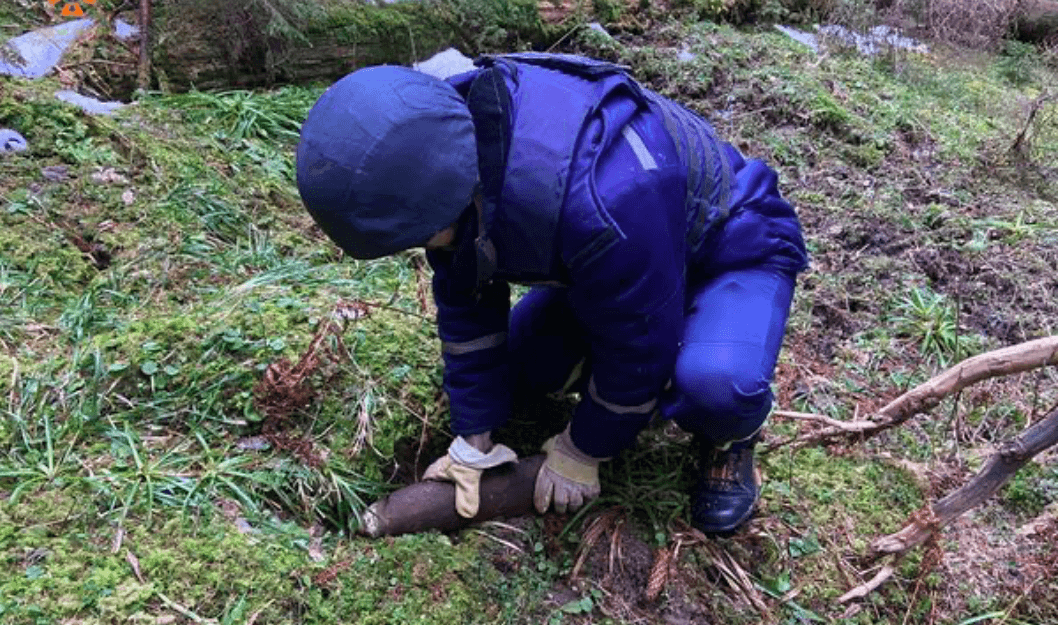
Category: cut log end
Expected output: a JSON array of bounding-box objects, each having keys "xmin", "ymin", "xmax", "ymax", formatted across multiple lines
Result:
[{"xmin": 361, "ymin": 455, "xmax": 547, "ymax": 538}]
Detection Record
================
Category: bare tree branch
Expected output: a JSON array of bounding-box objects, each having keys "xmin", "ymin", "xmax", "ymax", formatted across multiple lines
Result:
[{"xmin": 778, "ymin": 335, "xmax": 1058, "ymax": 451}]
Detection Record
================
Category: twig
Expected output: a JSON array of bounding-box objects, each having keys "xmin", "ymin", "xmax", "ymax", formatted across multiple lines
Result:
[
  {"xmin": 362, "ymin": 300, "xmax": 433, "ymax": 323},
  {"xmin": 156, "ymin": 592, "xmax": 217, "ymax": 624},
  {"xmin": 837, "ymin": 560, "xmax": 898, "ymax": 603},
  {"xmin": 670, "ymin": 522, "xmax": 774, "ymax": 621},
  {"xmin": 136, "ymin": 0, "xmax": 152, "ymax": 91},
  {"xmin": 470, "ymin": 528, "xmax": 526, "ymax": 554},
  {"xmin": 546, "ymin": 22, "xmax": 586, "ymax": 53},
  {"xmin": 1010, "ymin": 90, "xmax": 1055, "ymax": 157},
  {"xmin": 126, "ymin": 550, "xmax": 145, "ymax": 583},
  {"xmin": 771, "ymin": 410, "xmax": 879, "ymax": 432},
  {"xmin": 7, "ymin": 358, "xmax": 19, "ymax": 413}
]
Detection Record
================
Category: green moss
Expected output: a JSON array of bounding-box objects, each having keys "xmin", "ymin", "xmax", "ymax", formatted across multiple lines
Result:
[
  {"xmin": 0, "ymin": 485, "xmax": 514, "ymax": 624},
  {"xmin": 0, "ymin": 495, "xmax": 310, "ymax": 624},
  {"xmin": 1000, "ymin": 462, "xmax": 1056, "ymax": 519},
  {"xmin": 763, "ymin": 448, "xmax": 925, "ymax": 536},
  {"xmin": 0, "ymin": 215, "xmax": 95, "ymax": 296},
  {"xmin": 298, "ymin": 534, "xmax": 485, "ymax": 624}
]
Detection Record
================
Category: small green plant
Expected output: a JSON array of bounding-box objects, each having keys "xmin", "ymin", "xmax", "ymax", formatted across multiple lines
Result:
[
  {"xmin": 548, "ymin": 588, "xmax": 602, "ymax": 624},
  {"xmin": 592, "ymin": 0, "xmax": 623, "ymax": 23},
  {"xmin": 893, "ymin": 286, "xmax": 961, "ymax": 365},
  {"xmin": 0, "ymin": 408, "xmax": 80, "ymax": 505},
  {"xmin": 87, "ymin": 424, "xmax": 193, "ymax": 523},
  {"xmin": 996, "ymin": 39, "xmax": 1039, "ymax": 86},
  {"xmin": 155, "ymin": 88, "xmax": 312, "ymax": 143}
]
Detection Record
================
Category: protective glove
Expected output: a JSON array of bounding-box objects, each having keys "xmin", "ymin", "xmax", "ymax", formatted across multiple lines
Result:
[
  {"xmin": 423, "ymin": 434, "xmax": 517, "ymax": 518},
  {"xmin": 534, "ymin": 426, "xmax": 609, "ymax": 514}
]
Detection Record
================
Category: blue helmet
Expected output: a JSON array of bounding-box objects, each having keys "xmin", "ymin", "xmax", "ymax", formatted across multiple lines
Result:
[{"xmin": 296, "ymin": 65, "xmax": 479, "ymax": 259}]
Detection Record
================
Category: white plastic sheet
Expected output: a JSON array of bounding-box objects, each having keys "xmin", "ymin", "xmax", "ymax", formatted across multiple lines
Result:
[
  {"xmin": 413, "ymin": 48, "xmax": 476, "ymax": 80},
  {"xmin": 0, "ymin": 18, "xmax": 94, "ymax": 78}
]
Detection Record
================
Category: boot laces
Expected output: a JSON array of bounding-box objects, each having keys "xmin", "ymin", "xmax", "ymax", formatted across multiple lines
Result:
[{"xmin": 702, "ymin": 446, "xmax": 749, "ymax": 491}]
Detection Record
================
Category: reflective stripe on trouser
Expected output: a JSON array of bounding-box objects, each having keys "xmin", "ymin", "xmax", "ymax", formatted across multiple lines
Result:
[
  {"xmin": 442, "ymin": 332, "xmax": 507, "ymax": 355},
  {"xmin": 509, "ymin": 266, "xmax": 795, "ymax": 451}
]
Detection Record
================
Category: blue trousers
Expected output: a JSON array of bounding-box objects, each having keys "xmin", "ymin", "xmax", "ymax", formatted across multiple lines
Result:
[{"xmin": 509, "ymin": 267, "xmax": 796, "ymax": 449}]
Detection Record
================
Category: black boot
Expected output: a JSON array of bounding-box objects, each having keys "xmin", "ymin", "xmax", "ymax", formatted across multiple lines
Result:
[{"xmin": 689, "ymin": 434, "xmax": 761, "ymax": 534}]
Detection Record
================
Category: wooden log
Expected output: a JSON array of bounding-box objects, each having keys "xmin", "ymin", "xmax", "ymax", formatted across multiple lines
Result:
[
  {"xmin": 360, "ymin": 454, "xmax": 547, "ymax": 537},
  {"xmin": 150, "ymin": 0, "xmax": 553, "ymax": 93}
]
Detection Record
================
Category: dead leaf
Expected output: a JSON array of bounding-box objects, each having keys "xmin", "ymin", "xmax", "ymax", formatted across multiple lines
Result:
[
  {"xmin": 234, "ymin": 518, "xmax": 256, "ymax": 535},
  {"xmin": 126, "ymin": 550, "xmax": 145, "ymax": 583},
  {"xmin": 308, "ymin": 536, "xmax": 326, "ymax": 562},
  {"xmin": 41, "ymin": 165, "xmax": 69, "ymax": 182},
  {"xmin": 646, "ymin": 547, "xmax": 672, "ymax": 601},
  {"xmin": 112, "ymin": 526, "xmax": 125, "ymax": 554},
  {"xmin": 336, "ymin": 299, "xmax": 370, "ymax": 321},
  {"xmin": 91, "ymin": 167, "xmax": 129, "ymax": 185},
  {"xmin": 236, "ymin": 436, "xmax": 271, "ymax": 451}
]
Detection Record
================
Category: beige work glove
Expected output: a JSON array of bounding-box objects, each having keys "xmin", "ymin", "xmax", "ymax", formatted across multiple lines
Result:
[
  {"xmin": 423, "ymin": 434, "xmax": 517, "ymax": 518},
  {"xmin": 534, "ymin": 426, "xmax": 609, "ymax": 514}
]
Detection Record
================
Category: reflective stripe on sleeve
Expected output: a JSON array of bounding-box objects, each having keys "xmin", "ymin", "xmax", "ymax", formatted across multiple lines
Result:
[
  {"xmin": 621, "ymin": 126, "xmax": 659, "ymax": 171},
  {"xmin": 441, "ymin": 332, "xmax": 508, "ymax": 355}
]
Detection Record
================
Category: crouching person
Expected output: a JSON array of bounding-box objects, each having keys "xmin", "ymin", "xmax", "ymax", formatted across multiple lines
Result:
[{"xmin": 295, "ymin": 53, "xmax": 809, "ymax": 534}]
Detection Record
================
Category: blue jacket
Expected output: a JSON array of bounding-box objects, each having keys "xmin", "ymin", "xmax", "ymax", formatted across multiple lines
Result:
[{"xmin": 427, "ymin": 54, "xmax": 808, "ymax": 458}]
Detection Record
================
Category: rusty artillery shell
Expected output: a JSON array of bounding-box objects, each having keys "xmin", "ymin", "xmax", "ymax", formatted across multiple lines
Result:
[{"xmin": 360, "ymin": 454, "xmax": 547, "ymax": 537}]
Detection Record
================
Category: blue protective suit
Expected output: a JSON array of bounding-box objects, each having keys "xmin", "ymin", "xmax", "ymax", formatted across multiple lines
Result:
[{"xmin": 426, "ymin": 54, "xmax": 809, "ymax": 458}]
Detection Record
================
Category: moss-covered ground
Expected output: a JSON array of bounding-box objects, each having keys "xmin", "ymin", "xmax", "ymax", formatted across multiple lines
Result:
[{"xmin": 2, "ymin": 7, "xmax": 1057, "ymax": 624}]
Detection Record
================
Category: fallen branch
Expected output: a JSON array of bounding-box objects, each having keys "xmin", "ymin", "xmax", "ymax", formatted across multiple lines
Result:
[
  {"xmin": 779, "ymin": 335, "xmax": 1058, "ymax": 450},
  {"xmin": 838, "ymin": 403, "xmax": 1058, "ymax": 602}
]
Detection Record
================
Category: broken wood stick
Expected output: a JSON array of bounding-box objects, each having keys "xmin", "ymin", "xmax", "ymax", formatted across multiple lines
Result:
[
  {"xmin": 837, "ymin": 562, "xmax": 896, "ymax": 604},
  {"xmin": 360, "ymin": 455, "xmax": 546, "ymax": 537}
]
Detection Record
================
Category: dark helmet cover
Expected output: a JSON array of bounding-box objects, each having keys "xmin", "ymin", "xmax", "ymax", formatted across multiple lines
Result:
[{"xmin": 296, "ymin": 65, "xmax": 478, "ymax": 259}]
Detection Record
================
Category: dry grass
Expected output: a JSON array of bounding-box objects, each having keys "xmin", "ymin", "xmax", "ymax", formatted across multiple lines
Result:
[{"xmin": 923, "ymin": 0, "xmax": 1021, "ymax": 48}]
